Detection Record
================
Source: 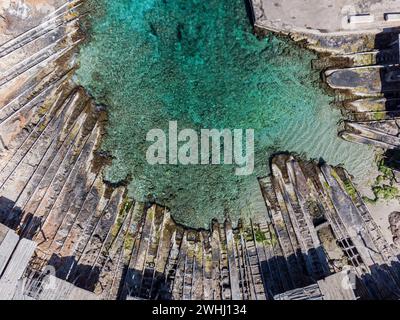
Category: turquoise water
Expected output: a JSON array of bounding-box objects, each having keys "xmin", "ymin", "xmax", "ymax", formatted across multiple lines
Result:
[{"xmin": 76, "ymin": 0, "xmax": 375, "ymax": 228}]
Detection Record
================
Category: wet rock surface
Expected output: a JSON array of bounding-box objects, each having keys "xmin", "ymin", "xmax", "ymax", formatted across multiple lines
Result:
[{"xmin": 0, "ymin": 0, "xmax": 400, "ymax": 300}]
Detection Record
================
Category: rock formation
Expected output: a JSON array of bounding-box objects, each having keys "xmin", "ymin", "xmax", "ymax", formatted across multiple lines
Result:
[
  {"xmin": 1, "ymin": 0, "xmax": 400, "ymax": 300},
  {"xmin": 323, "ymin": 32, "xmax": 400, "ymax": 149},
  {"xmin": 389, "ymin": 211, "xmax": 400, "ymax": 247}
]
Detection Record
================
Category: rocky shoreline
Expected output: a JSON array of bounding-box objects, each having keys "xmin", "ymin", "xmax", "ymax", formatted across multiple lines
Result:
[{"xmin": 0, "ymin": 0, "xmax": 400, "ymax": 300}]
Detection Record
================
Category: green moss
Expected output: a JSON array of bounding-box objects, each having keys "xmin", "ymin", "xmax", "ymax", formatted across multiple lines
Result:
[
  {"xmin": 372, "ymin": 185, "xmax": 399, "ymax": 200},
  {"xmin": 372, "ymin": 112, "xmax": 385, "ymax": 121},
  {"xmin": 343, "ymin": 179, "xmax": 357, "ymax": 201},
  {"xmin": 378, "ymin": 160, "xmax": 394, "ymax": 180},
  {"xmin": 264, "ymin": 232, "xmax": 278, "ymax": 247},
  {"xmin": 330, "ymin": 169, "xmax": 340, "ymax": 182},
  {"xmin": 323, "ymin": 181, "xmax": 331, "ymax": 191},
  {"xmin": 111, "ymin": 198, "xmax": 134, "ymax": 238},
  {"xmin": 329, "ymin": 169, "xmax": 358, "ymax": 201},
  {"xmin": 376, "ymin": 175, "xmax": 385, "ymax": 185},
  {"xmin": 124, "ymin": 234, "xmax": 135, "ymax": 251},
  {"xmin": 365, "ymin": 158, "xmax": 399, "ymax": 203},
  {"xmin": 254, "ymin": 228, "xmax": 267, "ymax": 243},
  {"xmin": 362, "ymin": 196, "xmax": 377, "ymax": 204}
]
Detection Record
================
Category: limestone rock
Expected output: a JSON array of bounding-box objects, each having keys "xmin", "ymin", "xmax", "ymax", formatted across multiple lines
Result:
[{"xmin": 389, "ymin": 211, "xmax": 400, "ymax": 247}]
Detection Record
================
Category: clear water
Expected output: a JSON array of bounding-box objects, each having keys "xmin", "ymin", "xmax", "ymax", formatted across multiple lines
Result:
[{"xmin": 76, "ymin": 0, "xmax": 375, "ymax": 228}]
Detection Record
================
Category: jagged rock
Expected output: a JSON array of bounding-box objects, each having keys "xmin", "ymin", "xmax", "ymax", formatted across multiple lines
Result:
[
  {"xmin": 1, "ymin": 0, "xmax": 400, "ymax": 301},
  {"xmin": 389, "ymin": 212, "xmax": 400, "ymax": 247}
]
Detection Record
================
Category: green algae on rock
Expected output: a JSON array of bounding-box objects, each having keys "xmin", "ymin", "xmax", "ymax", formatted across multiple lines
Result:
[{"xmin": 76, "ymin": 0, "xmax": 375, "ymax": 228}]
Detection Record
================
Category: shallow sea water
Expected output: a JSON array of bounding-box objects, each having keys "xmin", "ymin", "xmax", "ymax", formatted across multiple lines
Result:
[{"xmin": 76, "ymin": 0, "xmax": 375, "ymax": 228}]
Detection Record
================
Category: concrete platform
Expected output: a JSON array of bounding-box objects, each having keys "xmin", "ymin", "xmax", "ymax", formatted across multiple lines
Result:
[{"xmin": 252, "ymin": 0, "xmax": 400, "ymax": 36}]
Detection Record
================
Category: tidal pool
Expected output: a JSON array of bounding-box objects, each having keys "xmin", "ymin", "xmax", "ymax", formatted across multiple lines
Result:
[{"xmin": 76, "ymin": 0, "xmax": 375, "ymax": 228}]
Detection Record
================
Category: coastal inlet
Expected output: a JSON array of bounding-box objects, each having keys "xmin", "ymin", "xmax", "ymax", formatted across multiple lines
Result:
[{"xmin": 76, "ymin": 0, "xmax": 375, "ymax": 228}]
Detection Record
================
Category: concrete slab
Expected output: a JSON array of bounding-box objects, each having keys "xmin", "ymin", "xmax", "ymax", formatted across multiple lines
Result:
[
  {"xmin": 0, "ymin": 229, "xmax": 19, "ymax": 275},
  {"xmin": 0, "ymin": 223, "xmax": 9, "ymax": 243},
  {"xmin": 34, "ymin": 275, "xmax": 98, "ymax": 300},
  {"xmin": 318, "ymin": 272, "xmax": 357, "ymax": 300},
  {"xmin": 252, "ymin": 0, "xmax": 400, "ymax": 36},
  {"xmin": 1, "ymin": 238, "xmax": 36, "ymax": 281}
]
